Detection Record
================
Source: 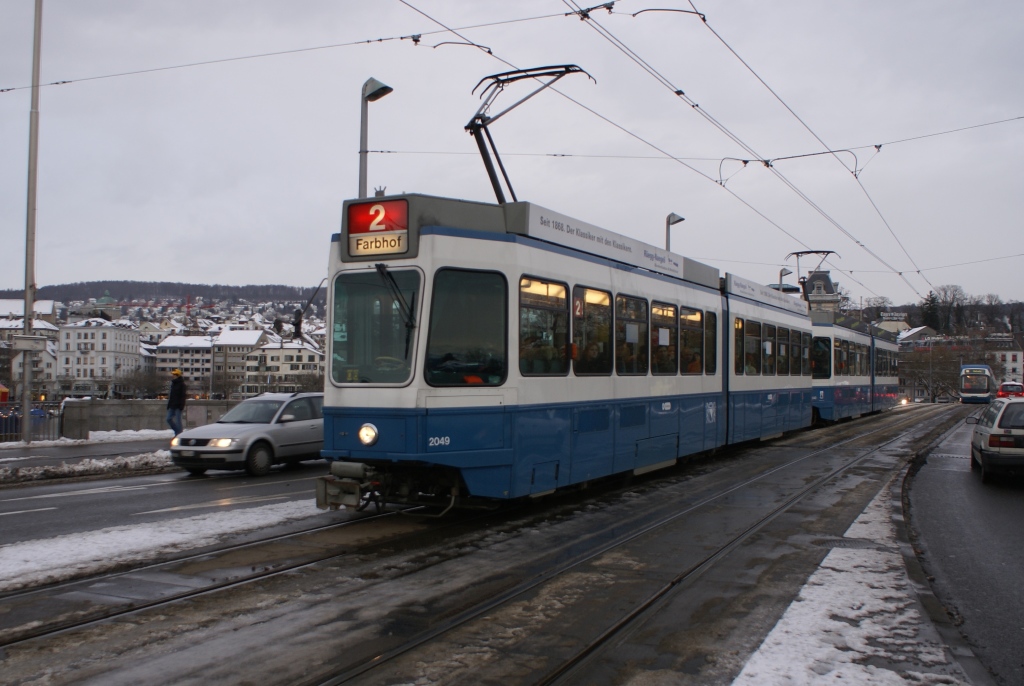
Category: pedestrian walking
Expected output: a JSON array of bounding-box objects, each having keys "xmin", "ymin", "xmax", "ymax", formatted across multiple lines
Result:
[{"xmin": 166, "ymin": 369, "xmax": 186, "ymax": 436}]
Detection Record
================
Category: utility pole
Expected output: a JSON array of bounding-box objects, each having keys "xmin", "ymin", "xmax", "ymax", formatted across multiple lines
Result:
[{"xmin": 21, "ymin": 0, "xmax": 43, "ymax": 444}]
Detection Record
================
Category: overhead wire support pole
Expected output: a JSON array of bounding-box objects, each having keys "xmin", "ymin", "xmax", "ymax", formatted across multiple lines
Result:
[
  {"xmin": 465, "ymin": 65, "xmax": 593, "ymax": 204},
  {"xmin": 22, "ymin": 0, "xmax": 43, "ymax": 444}
]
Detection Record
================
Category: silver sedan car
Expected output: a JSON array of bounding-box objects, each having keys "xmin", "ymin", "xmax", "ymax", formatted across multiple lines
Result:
[
  {"xmin": 171, "ymin": 392, "xmax": 323, "ymax": 476},
  {"xmin": 966, "ymin": 397, "xmax": 1024, "ymax": 482}
]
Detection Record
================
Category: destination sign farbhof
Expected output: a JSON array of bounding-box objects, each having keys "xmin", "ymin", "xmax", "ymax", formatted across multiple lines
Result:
[{"xmin": 347, "ymin": 199, "xmax": 409, "ymax": 256}]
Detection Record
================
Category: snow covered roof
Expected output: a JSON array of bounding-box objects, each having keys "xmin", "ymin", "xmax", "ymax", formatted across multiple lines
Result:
[
  {"xmin": 215, "ymin": 330, "xmax": 265, "ymax": 346},
  {"xmin": 157, "ymin": 335, "xmax": 213, "ymax": 349},
  {"xmin": 63, "ymin": 318, "xmax": 137, "ymax": 329},
  {"xmin": 896, "ymin": 326, "xmax": 930, "ymax": 341},
  {"xmin": 0, "ymin": 318, "xmax": 59, "ymax": 331}
]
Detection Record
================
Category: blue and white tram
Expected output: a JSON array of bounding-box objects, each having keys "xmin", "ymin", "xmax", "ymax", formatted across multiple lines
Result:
[
  {"xmin": 810, "ymin": 312, "xmax": 875, "ymax": 421},
  {"xmin": 959, "ymin": 364, "xmax": 996, "ymax": 403},
  {"xmin": 316, "ymin": 194, "xmax": 809, "ymax": 510},
  {"xmin": 871, "ymin": 330, "xmax": 900, "ymax": 412},
  {"xmin": 724, "ymin": 274, "xmax": 813, "ymax": 443}
]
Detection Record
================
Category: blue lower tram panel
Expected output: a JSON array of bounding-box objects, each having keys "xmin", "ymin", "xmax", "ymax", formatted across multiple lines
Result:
[
  {"xmin": 322, "ymin": 393, "xmax": 732, "ymax": 500},
  {"xmin": 813, "ymin": 385, "xmax": 874, "ymax": 421}
]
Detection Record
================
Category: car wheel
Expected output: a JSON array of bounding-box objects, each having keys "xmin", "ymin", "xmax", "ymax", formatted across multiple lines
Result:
[
  {"xmin": 185, "ymin": 467, "xmax": 207, "ymax": 476},
  {"xmin": 970, "ymin": 448, "xmax": 980, "ymax": 471},
  {"xmin": 980, "ymin": 458, "xmax": 992, "ymax": 484},
  {"xmin": 245, "ymin": 442, "xmax": 274, "ymax": 476}
]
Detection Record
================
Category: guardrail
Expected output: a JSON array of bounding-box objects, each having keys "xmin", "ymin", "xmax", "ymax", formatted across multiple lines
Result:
[{"xmin": 0, "ymin": 402, "xmax": 63, "ymax": 443}]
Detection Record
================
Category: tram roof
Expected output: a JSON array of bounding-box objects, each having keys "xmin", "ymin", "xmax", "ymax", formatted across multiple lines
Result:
[{"xmin": 343, "ymin": 194, "xmax": 721, "ymax": 290}]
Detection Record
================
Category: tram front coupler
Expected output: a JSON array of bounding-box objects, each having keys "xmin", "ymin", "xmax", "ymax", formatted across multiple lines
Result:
[{"xmin": 315, "ymin": 461, "xmax": 376, "ymax": 511}]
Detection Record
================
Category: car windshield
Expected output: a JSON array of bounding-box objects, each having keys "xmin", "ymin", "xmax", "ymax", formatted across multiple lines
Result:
[
  {"xmin": 218, "ymin": 400, "xmax": 283, "ymax": 424},
  {"xmin": 1002, "ymin": 384, "xmax": 1022, "ymax": 393},
  {"xmin": 998, "ymin": 403, "xmax": 1024, "ymax": 429}
]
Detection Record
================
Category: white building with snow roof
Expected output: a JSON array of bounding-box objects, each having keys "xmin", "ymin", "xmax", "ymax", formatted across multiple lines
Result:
[{"xmin": 57, "ymin": 318, "xmax": 141, "ymax": 398}]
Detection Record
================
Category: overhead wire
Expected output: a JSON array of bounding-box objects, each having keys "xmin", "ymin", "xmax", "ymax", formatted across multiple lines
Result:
[
  {"xmin": 395, "ymin": 0, "xmax": 878, "ymax": 295},
  {"xmin": 559, "ymin": 0, "xmax": 887, "ymax": 296},
  {"xmin": 682, "ymin": 0, "xmax": 936, "ymax": 293}
]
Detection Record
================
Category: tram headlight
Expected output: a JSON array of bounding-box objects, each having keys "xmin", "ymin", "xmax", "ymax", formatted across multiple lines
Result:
[{"xmin": 358, "ymin": 423, "xmax": 379, "ymax": 446}]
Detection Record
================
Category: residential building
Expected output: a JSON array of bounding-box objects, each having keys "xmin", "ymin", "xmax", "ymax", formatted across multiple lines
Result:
[{"xmin": 57, "ymin": 318, "xmax": 142, "ymax": 398}]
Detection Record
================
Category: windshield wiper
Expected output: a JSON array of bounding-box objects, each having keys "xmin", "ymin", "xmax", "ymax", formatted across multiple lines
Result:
[{"xmin": 376, "ymin": 263, "xmax": 417, "ymax": 358}]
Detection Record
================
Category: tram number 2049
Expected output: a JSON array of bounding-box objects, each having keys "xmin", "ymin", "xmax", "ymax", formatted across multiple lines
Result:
[{"xmin": 428, "ymin": 436, "xmax": 451, "ymax": 447}]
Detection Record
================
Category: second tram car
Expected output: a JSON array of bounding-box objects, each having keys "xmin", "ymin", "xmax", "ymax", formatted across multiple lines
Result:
[
  {"xmin": 316, "ymin": 193, "xmax": 898, "ymax": 510},
  {"xmin": 960, "ymin": 364, "xmax": 996, "ymax": 403}
]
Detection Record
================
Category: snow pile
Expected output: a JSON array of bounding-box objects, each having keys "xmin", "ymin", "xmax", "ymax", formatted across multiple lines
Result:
[
  {"xmin": 0, "ymin": 450, "xmax": 174, "ymax": 484},
  {"xmin": 731, "ymin": 478, "xmax": 967, "ymax": 685},
  {"xmin": 0, "ymin": 499, "xmax": 325, "ymax": 592},
  {"xmin": 0, "ymin": 428, "xmax": 174, "ymax": 450}
]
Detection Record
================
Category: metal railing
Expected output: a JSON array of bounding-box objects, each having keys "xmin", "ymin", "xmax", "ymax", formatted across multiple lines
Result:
[{"xmin": 0, "ymin": 401, "xmax": 63, "ymax": 443}]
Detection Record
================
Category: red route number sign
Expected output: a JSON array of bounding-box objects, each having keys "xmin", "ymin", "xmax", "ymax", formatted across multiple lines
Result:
[{"xmin": 347, "ymin": 199, "xmax": 409, "ymax": 256}]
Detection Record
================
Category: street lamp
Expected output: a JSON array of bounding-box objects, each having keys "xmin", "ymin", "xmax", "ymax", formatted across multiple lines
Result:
[
  {"xmin": 778, "ymin": 267, "xmax": 793, "ymax": 292},
  {"xmin": 358, "ymin": 77, "xmax": 393, "ymax": 199},
  {"xmin": 665, "ymin": 213, "xmax": 684, "ymax": 251}
]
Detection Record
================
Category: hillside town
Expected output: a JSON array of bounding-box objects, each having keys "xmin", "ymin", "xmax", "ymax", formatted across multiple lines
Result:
[
  {"xmin": 2, "ymin": 274, "xmax": 1024, "ymax": 404},
  {"xmin": 0, "ymin": 290, "xmax": 326, "ymax": 401}
]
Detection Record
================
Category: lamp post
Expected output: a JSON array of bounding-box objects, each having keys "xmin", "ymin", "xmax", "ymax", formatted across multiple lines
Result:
[
  {"xmin": 358, "ymin": 77, "xmax": 393, "ymax": 199},
  {"xmin": 778, "ymin": 267, "xmax": 793, "ymax": 292},
  {"xmin": 665, "ymin": 213, "xmax": 684, "ymax": 251}
]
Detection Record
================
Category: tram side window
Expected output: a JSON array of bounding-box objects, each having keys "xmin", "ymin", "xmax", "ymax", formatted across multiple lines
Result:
[
  {"xmin": 763, "ymin": 324, "xmax": 777, "ymax": 375},
  {"xmin": 616, "ymin": 295, "xmax": 649, "ymax": 375},
  {"xmin": 744, "ymin": 320, "xmax": 762, "ymax": 375},
  {"xmin": 777, "ymin": 327, "xmax": 790, "ymax": 375},
  {"xmin": 651, "ymin": 302, "xmax": 678, "ymax": 375},
  {"xmin": 572, "ymin": 286, "xmax": 612, "ymax": 375},
  {"xmin": 734, "ymin": 318, "xmax": 745, "ymax": 375},
  {"xmin": 424, "ymin": 269, "xmax": 507, "ymax": 386},
  {"xmin": 839, "ymin": 340, "xmax": 850, "ymax": 376},
  {"xmin": 519, "ymin": 277, "xmax": 569, "ymax": 376},
  {"xmin": 791, "ymin": 329, "xmax": 802, "ymax": 375},
  {"xmin": 705, "ymin": 312, "xmax": 718, "ymax": 375},
  {"xmin": 859, "ymin": 344, "xmax": 869, "ymax": 376},
  {"xmin": 802, "ymin": 332, "xmax": 812, "ymax": 375},
  {"xmin": 680, "ymin": 307, "xmax": 703, "ymax": 374},
  {"xmin": 811, "ymin": 336, "xmax": 831, "ymax": 379}
]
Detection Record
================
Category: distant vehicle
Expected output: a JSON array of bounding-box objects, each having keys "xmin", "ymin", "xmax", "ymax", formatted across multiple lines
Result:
[
  {"xmin": 959, "ymin": 364, "xmax": 996, "ymax": 404},
  {"xmin": 996, "ymin": 382, "xmax": 1024, "ymax": 399},
  {"xmin": 966, "ymin": 398, "xmax": 1024, "ymax": 482},
  {"xmin": 170, "ymin": 392, "xmax": 324, "ymax": 476}
]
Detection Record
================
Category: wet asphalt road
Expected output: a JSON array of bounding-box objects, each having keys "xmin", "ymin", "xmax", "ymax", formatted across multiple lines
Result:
[
  {"xmin": 908, "ymin": 418, "xmax": 1024, "ymax": 686},
  {"xmin": 0, "ymin": 438, "xmax": 173, "ymax": 467}
]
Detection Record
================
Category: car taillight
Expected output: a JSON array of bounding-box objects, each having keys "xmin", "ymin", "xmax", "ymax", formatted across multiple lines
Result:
[{"xmin": 989, "ymin": 435, "xmax": 1017, "ymax": 448}]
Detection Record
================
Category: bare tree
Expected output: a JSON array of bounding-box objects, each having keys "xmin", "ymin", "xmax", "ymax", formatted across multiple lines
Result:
[{"xmin": 933, "ymin": 284, "xmax": 966, "ymax": 333}]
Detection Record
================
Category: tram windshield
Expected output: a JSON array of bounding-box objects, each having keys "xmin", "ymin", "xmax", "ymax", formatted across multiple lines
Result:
[
  {"xmin": 961, "ymin": 373, "xmax": 991, "ymax": 393},
  {"xmin": 331, "ymin": 269, "xmax": 420, "ymax": 384}
]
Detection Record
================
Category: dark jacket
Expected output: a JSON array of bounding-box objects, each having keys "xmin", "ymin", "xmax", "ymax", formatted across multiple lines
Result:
[{"xmin": 168, "ymin": 376, "xmax": 187, "ymax": 410}]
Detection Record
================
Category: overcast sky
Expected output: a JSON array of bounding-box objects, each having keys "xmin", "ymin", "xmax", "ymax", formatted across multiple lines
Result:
[{"xmin": 2, "ymin": 1, "xmax": 1022, "ymax": 306}]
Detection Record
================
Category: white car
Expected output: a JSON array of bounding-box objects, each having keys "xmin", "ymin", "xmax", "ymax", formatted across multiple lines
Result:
[
  {"xmin": 965, "ymin": 397, "xmax": 1024, "ymax": 482},
  {"xmin": 171, "ymin": 393, "xmax": 323, "ymax": 476}
]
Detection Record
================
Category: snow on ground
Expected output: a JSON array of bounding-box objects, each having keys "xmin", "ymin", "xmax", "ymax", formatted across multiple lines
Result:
[
  {"xmin": 730, "ymin": 476, "xmax": 967, "ymax": 686},
  {"xmin": 0, "ymin": 428, "xmax": 174, "ymax": 450},
  {"xmin": 0, "ymin": 499, "xmax": 327, "ymax": 593},
  {"xmin": 0, "ymin": 451, "xmax": 174, "ymax": 483}
]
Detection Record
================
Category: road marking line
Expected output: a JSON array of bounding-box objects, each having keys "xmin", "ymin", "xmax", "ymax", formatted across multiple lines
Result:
[{"xmin": 0, "ymin": 507, "xmax": 58, "ymax": 517}]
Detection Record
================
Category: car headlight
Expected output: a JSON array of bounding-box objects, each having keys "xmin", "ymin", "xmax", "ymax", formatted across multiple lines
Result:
[
  {"xmin": 358, "ymin": 423, "xmax": 379, "ymax": 446},
  {"xmin": 210, "ymin": 438, "xmax": 234, "ymax": 448},
  {"xmin": 170, "ymin": 436, "xmax": 180, "ymax": 447}
]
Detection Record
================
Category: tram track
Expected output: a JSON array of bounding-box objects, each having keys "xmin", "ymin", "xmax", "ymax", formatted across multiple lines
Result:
[
  {"xmin": 0, "ymin": 505, "xmax": 441, "ymax": 648},
  {"xmin": 314, "ymin": 405, "xmax": 961, "ymax": 685},
  {"xmin": 0, "ymin": 406, "xmax": 960, "ymax": 685}
]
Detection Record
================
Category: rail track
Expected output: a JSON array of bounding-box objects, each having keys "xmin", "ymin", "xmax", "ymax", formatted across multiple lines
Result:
[{"xmin": 0, "ymin": 405, "xmax": 964, "ymax": 685}]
